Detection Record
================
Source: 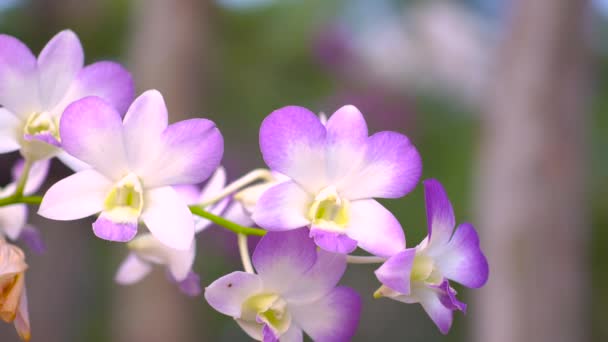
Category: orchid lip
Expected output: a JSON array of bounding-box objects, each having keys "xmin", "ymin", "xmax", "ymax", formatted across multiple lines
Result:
[
  {"xmin": 103, "ymin": 173, "xmax": 144, "ymax": 222},
  {"xmin": 23, "ymin": 111, "xmax": 60, "ymax": 142},
  {"xmin": 242, "ymin": 293, "xmax": 291, "ymax": 337},
  {"xmin": 307, "ymin": 185, "xmax": 350, "ymax": 232}
]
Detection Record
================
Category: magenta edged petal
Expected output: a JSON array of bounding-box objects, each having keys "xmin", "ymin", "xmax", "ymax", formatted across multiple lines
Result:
[
  {"xmin": 284, "ymin": 249, "xmax": 347, "ymax": 303},
  {"xmin": 262, "ymin": 324, "xmax": 279, "ymax": 342},
  {"xmin": 340, "ymin": 131, "xmax": 422, "ymax": 200},
  {"xmin": 140, "ymin": 118, "xmax": 223, "ymax": 187},
  {"xmin": 259, "ymin": 106, "xmax": 327, "ymax": 192},
  {"xmin": 37, "ymin": 30, "xmax": 84, "ymax": 109},
  {"xmin": 430, "ymin": 280, "xmax": 467, "ymax": 313},
  {"xmin": 375, "ymin": 249, "xmax": 415, "ymax": 295},
  {"xmin": 252, "ymin": 181, "xmax": 312, "ymax": 231},
  {"xmin": 418, "ymin": 286, "xmax": 455, "ymax": 335},
  {"xmin": 290, "ymin": 286, "xmax": 361, "ymax": 342},
  {"xmin": 60, "ymin": 96, "xmax": 129, "ymax": 179},
  {"xmin": 309, "ymin": 228, "xmax": 357, "ymax": 254},
  {"xmin": 252, "ymin": 229, "xmax": 317, "ymax": 294},
  {"xmin": 0, "ymin": 34, "xmax": 40, "ymax": 115},
  {"xmin": 24, "ymin": 132, "xmax": 61, "ymax": 147},
  {"xmin": 92, "ymin": 216, "xmax": 137, "ymax": 242},
  {"xmin": 204, "ymin": 271, "xmax": 263, "ymax": 317},
  {"xmin": 423, "ymin": 179, "xmax": 456, "ymax": 249},
  {"xmin": 436, "ymin": 222, "xmax": 489, "ymax": 288},
  {"xmin": 325, "ymin": 105, "xmax": 368, "ymax": 144},
  {"xmin": 60, "ymin": 61, "xmax": 135, "ymax": 115},
  {"xmin": 346, "ymin": 199, "xmax": 405, "ymax": 257}
]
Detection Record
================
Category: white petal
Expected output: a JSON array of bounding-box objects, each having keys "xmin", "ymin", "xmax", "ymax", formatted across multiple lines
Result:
[
  {"xmin": 38, "ymin": 169, "xmax": 112, "ymax": 220},
  {"xmin": 280, "ymin": 325, "xmax": 303, "ymax": 342},
  {"xmin": 37, "ymin": 30, "xmax": 84, "ymax": 109},
  {"xmin": 0, "ymin": 108, "xmax": 20, "ymax": 154},
  {"xmin": 56, "ymin": 151, "xmax": 91, "ymax": 172},
  {"xmin": 141, "ymin": 186, "xmax": 195, "ymax": 251},
  {"xmin": 252, "ymin": 181, "xmax": 312, "ymax": 231},
  {"xmin": 0, "ymin": 204, "xmax": 27, "ymax": 240},
  {"xmin": 114, "ymin": 253, "xmax": 153, "ymax": 285},
  {"xmin": 204, "ymin": 271, "xmax": 263, "ymax": 317},
  {"xmin": 198, "ymin": 166, "xmax": 227, "ymax": 203}
]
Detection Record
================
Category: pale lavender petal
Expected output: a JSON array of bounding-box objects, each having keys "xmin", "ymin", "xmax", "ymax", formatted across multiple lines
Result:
[
  {"xmin": 252, "ymin": 181, "xmax": 312, "ymax": 231},
  {"xmin": 223, "ymin": 201, "xmax": 255, "ymax": 227},
  {"xmin": 18, "ymin": 225, "xmax": 46, "ymax": 254},
  {"xmin": 204, "ymin": 271, "xmax": 263, "ymax": 317},
  {"xmin": 252, "ymin": 229, "xmax": 317, "ymax": 294},
  {"xmin": 339, "ymin": 131, "xmax": 422, "ymax": 200},
  {"xmin": 280, "ymin": 325, "xmax": 303, "ymax": 342},
  {"xmin": 290, "ymin": 286, "xmax": 361, "ymax": 341},
  {"xmin": 0, "ymin": 34, "xmax": 40, "ymax": 116},
  {"xmin": 325, "ymin": 105, "xmax": 368, "ymax": 144},
  {"xmin": 141, "ymin": 186, "xmax": 194, "ymax": 251},
  {"xmin": 423, "ymin": 179, "xmax": 456, "ymax": 251},
  {"xmin": 374, "ymin": 249, "xmax": 415, "ymax": 294},
  {"xmin": 198, "ymin": 166, "xmax": 227, "ymax": 203},
  {"xmin": 346, "ymin": 199, "xmax": 405, "ymax": 257},
  {"xmin": 309, "ymin": 228, "xmax": 357, "ymax": 254},
  {"xmin": 122, "ymin": 90, "xmax": 168, "ymax": 173},
  {"xmin": 60, "ymin": 96, "xmax": 129, "ymax": 179},
  {"xmin": 417, "ymin": 285, "xmax": 456, "ymax": 335},
  {"xmin": 173, "ymin": 185, "xmax": 201, "ymax": 205},
  {"xmin": 140, "ymin": 119, "xmax": 223, "ymax": 187},
  {"xmin": 0, "ymin": 108, "xmax": 20, "ymax": 153},
  {"xmin": 20, "ymin": 159, "xmax": 50, "ymax": 195},
  {"xmin": 284, "ymin": 249, "xmax": 347, "ymax": 303},
  {"xmin": 56, "ymin": 151, "xmax": 91, "ymax": 172},
  {"xmin": 0, "ymin": 204, "xmax": 27, "ymax": 240},
  {"xmin": 173, "ymin": 271, "xmax": 202, "ymax": 297},
  {"xmin": 37, "ymin": 30, "xmax": 84, "ymax": 109},
  {"xmin": 195, "ymin": 197, "xmax": 230, "ymax": 233},
  {"xmin": 259, "ymin": 106, "xmax": 327, "ymax": 193},
  {"xmin": 115, "ymin": 253, "xmax": 152, "ymax": 285},
  {"xmin": 38, "ymin": 169, "xmax": 112, "ymax": 220},
  {"xmin": 92, "ymin": 215, "xmax": 138, "ymax": 242},
  {"xmin": 262, "ymin": 324, "xmax": 279, "ymax": 342},
  {"xmin": 434, "ymin": 223, "xmax": 489, "ymax": 288},
  {"xmin": 53, "ymin": 61, "xmax": 134, "ymax": 115}
]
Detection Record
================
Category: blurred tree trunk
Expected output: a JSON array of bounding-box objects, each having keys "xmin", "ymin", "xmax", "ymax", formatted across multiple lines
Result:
[
  {"xmin": 474, "ymin": 1, "xmax": 591, "ymax": 342},
  {"xmin": 113, "ymin": 1, "xmax": 214, "ymax": 341}
]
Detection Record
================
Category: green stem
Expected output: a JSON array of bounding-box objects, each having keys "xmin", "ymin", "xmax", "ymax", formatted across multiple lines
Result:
[
  {"xmin": 13, "ymin": 159, "xmax": 33, "ymax": 198},
  {"xmin": 189, "ymin": 205, "xmax": 266, "ymax": 236},
  {"xmin": 0, "ymin": 195, "xmax": 43, "ymax": 207}
]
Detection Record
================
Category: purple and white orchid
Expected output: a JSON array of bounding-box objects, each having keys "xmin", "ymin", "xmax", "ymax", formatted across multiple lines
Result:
[
  {"xmin": 0, "ymin": 30, "xmax": 134, "ymax": 161},
  {"xmin": 114, "ymin": 167, "xmax": 230, "ymax": 296},
  {"xmin": 38, "ymin": 90, "xmax": 224, "ymax": 250},
  {"xmin": 252, "ymin": 105, "xmax": 422, "ymax": 256},
  {"xmin": 205, "ymin": 228, "xmax": 361, "ymax": 341},
  {"xmin": 0, "ymin": 159, "xmax": 49, "ymax": 253},
  {"xmin": 374, "ymin": 179, "xmax": 489, "ymax": 334}
]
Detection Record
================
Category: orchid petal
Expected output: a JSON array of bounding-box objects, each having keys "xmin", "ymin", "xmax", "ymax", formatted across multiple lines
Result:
[
  {"xmin": 434, "ymin": 223, "xmax": 489, "ymax": 288},
  {"xmin": 92, "ymin": 214, "xmax": 138, "ymax": 242},
  {"xmin": 252, "ymin": 181, "xmax": 312, "ymax": 231},
  {"xmin": 252, "ymin": 229, "xmax": 317, "ymax": 294},
  {"xmin": 115, "ymin": 254, "xmax": 153, "ymax": 285},
  {"xmin": 346, "ymin": 199, "xmax": 405, "ymax": 257},
  {"xmin": 0, "ymin": 204, "xmax": 27, "ymax": 240},
  {"xmin": 60, "ymin": 96, "xmax": 128, "ymax": 179},
  {"xmin": 140, "ymin": 119, "xmax": 223, "ymax": 187},
  {"xmin": 423, "ymin": 179, "xmax": 456, "ymax": 251},
  {"xmin": 205, "ymin": 271, "xmax": 263, "ymax": 317},
  {"xmin": 290, "ymin": 286, "xmax": 361, "ymax": 341},
  {"xmin": 17, "ymin": 225, "xmax": 46, "ymax": 255},
  {"xmin": 259, "ymin": 106, "xmax": 327, "ymax": 193},
  {"xmin": 37, "ymin": 30, "xmax": 83, "ymax": 109},
  {"xmin": 11, "ymin": 159, "xmax": 50, "ymax": 195},
  {"xmin": 375, "ymin": 249, "xmax": 415, "ymax": 295},
  {"xmin": 198, "ymin": 166, "xmax": 227, "ymax": 203},
  {"xmin": 175, "ymin": 271, "xmax": 202, "ymax": 297},
  {"xmin": 38, "ymin": 169, "xmax": 111, "ymax": 220},
  {"xmin": 284, "ymin": 249, "xmax": 347, "ymax": 303},
  {"xmin": 309, "ymin": 228, "xmax": 357, "ymax": 254},
  {"xmin": 0, "ymin": 34, "xmax": 40, "ymax": 116},
  {"xmin": 0, "ymin": 108, "xmax": 20, "ymax": 154},
  {"xmin": 141, "ymin": 186, "xmax": 194, "ymax": 251}
]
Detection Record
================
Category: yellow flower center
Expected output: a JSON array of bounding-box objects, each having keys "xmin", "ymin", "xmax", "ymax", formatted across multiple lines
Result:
[
  {"xmin": 103, "ymin": 173, "xmax": 144, "ymax": 221},
  {"xmin": 23, "ymin": 112, "xmax": 59, "ymax": 140},
  {"xmin": 241, "ymin": 293, "xmax": 291, "ymax": 335},
  {"xmin": 411, "ymin": 254, "xmax": 442, "ymax": 284},
  {"xmin": 308, "ymin": 186, "xmax": 350, "ymax": 231}
]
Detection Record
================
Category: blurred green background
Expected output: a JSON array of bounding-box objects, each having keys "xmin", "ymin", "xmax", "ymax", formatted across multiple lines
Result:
[{"xmin": 0, "ymin": 0, "xmax": 605, "ymax": 341}]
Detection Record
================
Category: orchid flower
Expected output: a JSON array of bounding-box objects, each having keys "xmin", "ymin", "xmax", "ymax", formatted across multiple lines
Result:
[
  {"xmin": 0, "ymin": 30, "xmax": 134, "ymax": 162},
  {"xmin": 114, "ymin": 167, "xmax": 230, "ymax": 296},
  {"xmin": 374, "ymin": 179, "xmax": 489, "ymax": 334},
  {"xmin": 0, "ymin": 238, "xmax": 31, "ymax": 341},
  {"xmin": 0, "ymin": 159, "xmax": 49, "ymax": 253},
  {"xmin": 38, "ymin": 90, "xmax": 224, "ymax": 250},
  {"xmin": 252, "ymin": 105, "xmax": 421, "ymax": 256},
  {"xmin": 205, "ymin": 228, "xmax": 361, "ymax": 341}
]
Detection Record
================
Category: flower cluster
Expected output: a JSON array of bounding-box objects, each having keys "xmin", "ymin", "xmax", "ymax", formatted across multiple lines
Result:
[{"xmin": 0, "ymin": 30, "xmax": 488, "ymax": 341}]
